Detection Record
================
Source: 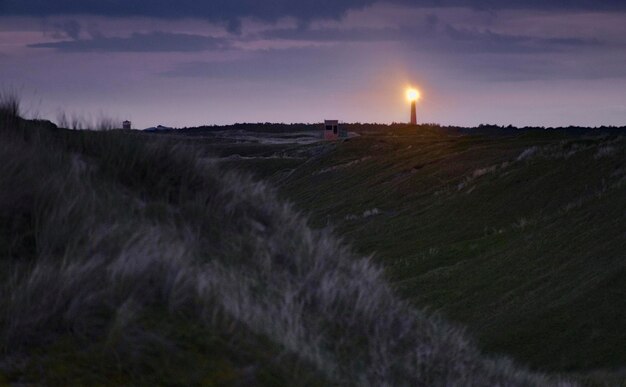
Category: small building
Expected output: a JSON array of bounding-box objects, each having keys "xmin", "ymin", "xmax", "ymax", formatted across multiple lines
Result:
[
  {"xmin": 122, "ymin": 120, "xmax": 132, "ymax": 130},
  {"xmin": 324, "ymin": 120, "xmax": 343, "ymax": 140}
]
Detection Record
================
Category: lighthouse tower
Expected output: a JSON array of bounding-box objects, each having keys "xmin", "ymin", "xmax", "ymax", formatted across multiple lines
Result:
[{"xmin": 406, "ymin": 88, "xmax": 420, "ymax": 125}]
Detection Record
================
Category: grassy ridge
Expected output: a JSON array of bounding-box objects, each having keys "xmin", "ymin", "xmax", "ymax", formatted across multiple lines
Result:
[
  {"xmin": 271, "ymin": 126, "xmax": 626, "ymax": 375},
  {"xmin": 145, "ymin": 122, "xmax": 625, "ymax": 381},
  {"xmin": 0, "ymin": 109, "xmax": 568, "ymax": 384}
]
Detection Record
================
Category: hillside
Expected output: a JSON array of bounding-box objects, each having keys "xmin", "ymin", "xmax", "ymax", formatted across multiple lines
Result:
[
  {"xmin": 0, "ymin": 109, "xmax": 579, "ymax": 384},
  {"xmin": 206, "ymin": 124, "xmax": 626, "ymax": 380}
]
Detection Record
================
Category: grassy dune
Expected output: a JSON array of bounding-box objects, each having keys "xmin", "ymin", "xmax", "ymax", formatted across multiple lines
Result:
[
  {"xmin": 272, "ymin": 126, "xmax": 626, "ymax": 378},
  {"xmin": 195, "ymin": 124, "xmax": 626, "ymax": 384},
  {"xmin": 0, "ymin": 105, "xmax": 572, "ymax": 384}
]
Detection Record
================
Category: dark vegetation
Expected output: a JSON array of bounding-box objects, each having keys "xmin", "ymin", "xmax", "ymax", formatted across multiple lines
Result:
[
  {"xmin": 278, "ymin": 127, "xmax": 626, "ymax": 373},
  {"xmin": 158, "ymin": 122, "xmax": 626, "ymax": 385},
  {"xmin": 0, "ymin": 96, "xmax": 583, "ymax": 385},
  {"xmin": 152, "ymin": 121, "xmax": 626, "ymax": 135}
]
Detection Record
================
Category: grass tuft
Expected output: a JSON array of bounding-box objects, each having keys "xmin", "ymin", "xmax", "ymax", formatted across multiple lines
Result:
[
  {"xmin": 56, "ymin": 111, "xmax": 121, "ymax": 130},
  {"xmin": 0, "ymin": 89, "xmax": 21, "ymax": 129}
]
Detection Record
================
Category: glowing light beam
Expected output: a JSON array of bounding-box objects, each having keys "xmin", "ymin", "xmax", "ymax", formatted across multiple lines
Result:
[{"xmin": 406, "ymin": 88, "xmax": 420, "ymax": 102}]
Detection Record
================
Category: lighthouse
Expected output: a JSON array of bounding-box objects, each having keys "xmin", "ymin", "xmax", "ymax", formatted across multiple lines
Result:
[{"xmin": 406, "ymin": 88, "xmax": 420, "ymax": 125}]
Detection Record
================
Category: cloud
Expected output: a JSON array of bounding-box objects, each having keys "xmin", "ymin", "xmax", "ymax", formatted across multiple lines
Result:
[
  {"xmin": 28, "ymin": 31, "xmax": 231, "ymax": 52},
  {"xmin": 1, "ymin": 0, "xmax": 374, "ymax": 25},
  {"xmin": 257, "ymin": 18, "xmax": 602, "ymax": 54},
  {"xmin": 3, "ymin": 0, "xmax": 626, "ymax": 25},
  {"xmin": 260, "ymin": 26, "xmax": 403, "ymax": 42},
  {"xmin": 50, "ymin": 20, "xmax": 81, "ymax": 40},
  {"xmin": 255, "ymin": 12, "xmax": 438, "ymax": 43},
  {"xmin": 441, "ymin": 25, "xmax": 604, "ymax": 53}
]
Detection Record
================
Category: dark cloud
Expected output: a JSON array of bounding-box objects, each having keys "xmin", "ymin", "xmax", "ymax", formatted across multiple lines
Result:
[
  {"xmin": 50, "ymin": 20, "xmax": 81, "ymax": 40},
  {"xmin": 260, "ymin": 27, "xmax": 403, "ymax": 42},
  {"xmin": 162, "ymin": 34, "xmax": 624, "ymax": 85},
  {"xmin": 2, "ymin": 0, "xmax": 626, "ymax": 24},
  {"xmin": 441, "ymin": 26, "xmax": 604, "ymax": 53},
  {"xmin": 28, "ymin": 31, "xmax": 231, "ymax": 52},
  {"xmin": 1, "ymin": 0, "xmax": 373, "ymax": 24},
  {"xmin": 226, "ymin": 18, "xmax": 243, "ymax": 35},
  {"xmin": 259, "ymin": 20, "xmax": 602, "ymax": 54},
  {"xmin": 258, "ymin": 12, "xmax": 438, "ymax": 42}
]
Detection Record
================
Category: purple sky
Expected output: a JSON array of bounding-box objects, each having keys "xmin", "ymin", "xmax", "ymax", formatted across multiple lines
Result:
[{"xmin": 1, "ymin": 1, "xmax": 626, "ymax": 128}]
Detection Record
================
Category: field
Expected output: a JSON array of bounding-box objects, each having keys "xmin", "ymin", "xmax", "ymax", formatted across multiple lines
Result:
[
  {"xmin": 1, "ymin": 98, "xmax": 625, "ymax": 385},
  {"xmin": 182, "ymin": 124, "xmax": 626, "ymax": 378}
]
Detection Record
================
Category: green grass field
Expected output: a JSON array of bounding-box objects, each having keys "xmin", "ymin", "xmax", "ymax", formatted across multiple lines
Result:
[{"xmin": 209, "ymin": 124, "xmax": 626, "ymax": 377}]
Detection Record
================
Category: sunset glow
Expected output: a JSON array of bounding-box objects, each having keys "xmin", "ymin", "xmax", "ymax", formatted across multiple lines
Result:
[{"xmin": 2, "ymin": 2, "xmax": 625, "ymax": 127}]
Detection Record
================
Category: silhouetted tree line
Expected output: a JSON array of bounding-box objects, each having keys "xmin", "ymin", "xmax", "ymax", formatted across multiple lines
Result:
[{"xmin": 163, "ymin": 122, "xmax": 626, "ymax": 136}]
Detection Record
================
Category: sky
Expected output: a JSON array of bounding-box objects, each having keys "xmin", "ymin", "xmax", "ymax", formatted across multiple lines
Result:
[{"xmin": 1, "ymin": 0, "xmax": 626, "ymax": 128}]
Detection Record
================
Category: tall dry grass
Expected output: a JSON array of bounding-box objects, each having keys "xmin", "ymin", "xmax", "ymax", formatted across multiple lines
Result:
[
  {"xmin": 0, "ymin": 90, "xmax": 20, "ymax": 129},
  {"xmin": 56, "ymin": 111, "xmax": 121, "ymax": 130}
]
